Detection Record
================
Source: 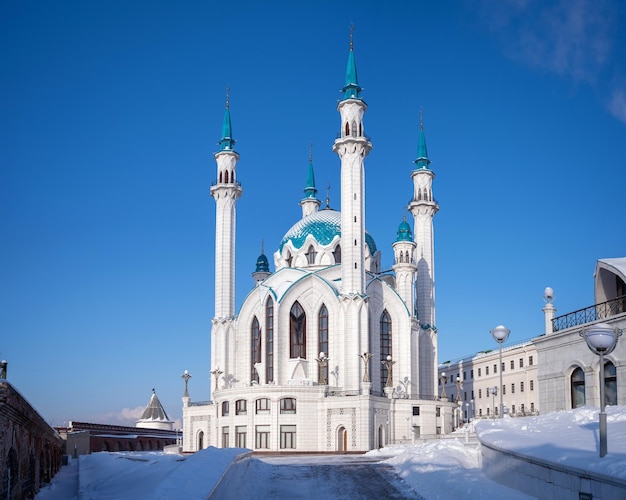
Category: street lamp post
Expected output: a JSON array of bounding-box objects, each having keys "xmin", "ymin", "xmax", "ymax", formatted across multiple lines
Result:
[
  {"xmin": 490, "ymin": 325, "xmax": 510, "ymax": 419},
  {"xmin": 439, "ymin": 371, "xmax": 447, "ymax": 400},
  {"xmin": 316, "ymin": 352, "xmax": 329, "ymax": 385},
  {"xmin": 580, "ymin": 322, "xmax": 622, "ymax": 457},
  {"xmin": 455, "ymin": 376, "xmax": 462, "ymax": 428}
]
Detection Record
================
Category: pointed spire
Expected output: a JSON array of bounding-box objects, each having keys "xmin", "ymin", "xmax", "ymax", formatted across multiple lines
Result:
[
  {"xmin": 414, "ymin": 108, "xmax": 431, "ymax": 169},
  {"xmin": 341, "ymin": 24, "xmax": 363, "ymax": 100},
  {"xmin": 325, "ymin": 183, "xmax": 331, "ymax": 209},
  {"xmin": 304, "ymin": 144, "xmax": 318, "ymax": 199},
  {"xmin": 218, "ymin": 86, "xmax": 236, "ymax": 151},
  {"xmin": 255, "ymin": 240, "xmax": 270, "ymax": 273}
]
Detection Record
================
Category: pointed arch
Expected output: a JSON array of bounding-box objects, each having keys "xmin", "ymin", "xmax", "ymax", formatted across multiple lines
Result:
[
  {"xmin": 251, "ymin": 317, "xmax": 261, "ymax": 383},
  {"xmin": 571, "ymin": 366, "xmax": 585, "ymax": 408},
  {"xmin": 224, "ymin": 170, "xmax": 229, "ymax": 183},
  {"xmin": 290, "ymin": 301, "xmax": 306, "ymax": 358},
  {"xmin": 333, "ymin": 244, "xmax": 341, "ymax": 264},
  {"xmin": 380, "ymin": 310, "xmax": 392, "ymax": 392},
  {"xmin": 345, "ymin": 122, "xmax": 350, "ymax": 137},
  {"xmin": 305, "ymin": 245, "xmax": 317, "ymax": 265},
  {"xmin": 265, "ymin": 297, "xmax": 274, "ymax": 383},
  {"xmin": 604, "ymin": 361, "xmax": 617, "ymax": 406},
  {"xmin": 219, "ymin": 171, "xmax": 223, "ymax": 183},
  {"xmin": 351, "ymin": 120, "xmax": 357, "ymax": 137},
  {"xmin": 318, "ymin": 304, "xmax": 329, "ymax": 384}
]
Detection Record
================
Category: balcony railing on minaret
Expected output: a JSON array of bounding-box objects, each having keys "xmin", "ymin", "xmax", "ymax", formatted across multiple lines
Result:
[{"xmin": 552, "ymin": 295, "xmax": 626, "ymax": 332}]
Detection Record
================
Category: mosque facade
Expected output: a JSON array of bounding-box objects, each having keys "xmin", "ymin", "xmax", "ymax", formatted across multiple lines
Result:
[{"xmin": 182, "ymin": 40, "xmax": 457, "ymax": 453}]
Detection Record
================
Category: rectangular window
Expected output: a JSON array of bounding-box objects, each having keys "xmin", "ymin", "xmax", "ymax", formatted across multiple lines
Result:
[
  {"xmin": 521, "ymin": 403, "xmax": 525, "ymax": 413},
  {"xmin": 512, "ymin": 405, "xmax": 515, "ymax": 414},
  {"xmin": 255, "ymin": 425, "xmax": 270, "ymax": 449},
  {"xmin": 235, "ymin": 426, "xmax": 247, "ymax": 448},
  {"xmin": 412, "ymin": 406, "xmax": 420, "ymax": 416},
  {"xmin": 280, "ymin": 425, "xmax": 296, "ymax": 449},
  {"xmin": 531, "ymin": 402, "xmax": 535, "ymax": 412},
  {"xmin": 529, "ymin": 356, "xmax": 534, "ymax": 366},
  {"xmin": 478, "ymin": 368, "xmax": 481, "ymax": 377},
  {"xmin": 222, "ymin": 401, "xmax": 229, "ymax": 416},
  {"xmin": 222, "ymin": 427, "xmax": 229, "ymax": 448},
  {"xmin": 510, "ymin": 360, "xmax": 514, "ymax": 370},
  {"xmin": 502, "ymin": 385, "xmax": 506, "ymax": 395},
  {"xmin": 436, "ymin": 406, "xmax": 441, "ymax": 417},
  {"xmin": 463, "ymin": 371, "xmax": 467, "ymax": 380},
  {"xmin": 479, "ymin": 409, "xmax": 483, "ymax": 416},
  {"xmin": 464, "ymin": 391, "xmax": 467, "ymax": 401},
  {"xmin": 436, "ymin": 426, "xmax": 441, "ymax": 434},
  {"xmin": 511, "ymin": 383, "xmax": 515, "ymax": 394},
  {"xmin": 501, "ymin": 362, "xmax": 505, "ymax": 372},
  {"xmin": 520, "ymin": 381, "xmax": 525, "ymax": 392},
  {"xmin": 493, "ymin": 364, "xmax": 497, "ymax": 374},
  {"xmin": 280, "ymin": 398, "xmax": 296, "ymax": 414},
  {"xmin": 530, "ymin": 380, "xmax": 534, "ymax": 391},
  {"xmin": 255, "ymin": 398, "xmax": 271, "ymax": 414},
  {"xmin": 519, "ymin": 358, "xmax": 524, "ymax": 368},
  {"xmin": 478, "ymin": 389, "xmax": 482, "ymax": 398},
  {"xmin": 235, "ymin": 399, "xmax": 247, "ymax": 415},
  {"xmin": 471, "ymin": 390, "xmax": 474, "ymax": 399},
  {"xmin": 485, "ymin": 366, "xmax": 489, "ymax": 376},
  {"xmin": 471, "ymin": 369, "xmax": 474, "ymax": 379}
]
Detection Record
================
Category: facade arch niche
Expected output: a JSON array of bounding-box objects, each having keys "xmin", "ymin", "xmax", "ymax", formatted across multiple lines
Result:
[
  {"xmin": 197, "ymin": 430, "xmax": 204, "ymax": 450},
  {"xmin": 337, "ymin": 426, "xmax": 347, "ymax": 452},
  {"xmin": 571, "ymin": 366, "xmax": 586, "ymax": 409}
]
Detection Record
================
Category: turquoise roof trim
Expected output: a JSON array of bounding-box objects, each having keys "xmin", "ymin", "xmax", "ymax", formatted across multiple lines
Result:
[
  {"xmin": 279, "ymin": 209, "xmax": 377, "ymax": 255},
  {"xmin": 366, "ymin": 273, "xmax": 411, "ymax": 317},
  {"xmin": 396, "ymin": 219, "xmax": 413, "ymax": 242},
  {"xmin": 341, "ymin": 48, "xmax": 363, "ymax": 100},
  {"xmin": 255, "ymin": 253, "xmax": 269, "ymax": 272},
  {"xmin": 304, "ymin": 160, "xmax": 317, "ymax": 198},
  {"xmin": 218, "ymin": 107, "xmax": 236, "ymax": 151},
  {"xmin": 413, "ymin": 126, "xmax": 430, "ymax": 170}
]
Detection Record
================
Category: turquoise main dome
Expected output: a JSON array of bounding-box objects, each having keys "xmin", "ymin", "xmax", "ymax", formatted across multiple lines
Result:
[{"xmin": 279, "ymin": 209, "xmax": 377, "ymax": 255}]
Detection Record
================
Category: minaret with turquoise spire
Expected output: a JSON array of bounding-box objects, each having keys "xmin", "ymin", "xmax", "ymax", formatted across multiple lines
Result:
[
  {"xmin": 392, "ymin": 215, "xmax": 417, "ymax": 311},
  {"xmin": 210, "ymin": 89, "xmax": 243, "ymax": 319},
  {"xmin": 332, "ymin": 29, "xmax": 372, "ymax": 295},
  {"xmin": 300, "ymin": 145, "xmax": 321, "ymax": 218},
  {"xmin": 408, "ymin": 110, "xmax": 439, "ymax": 396}
]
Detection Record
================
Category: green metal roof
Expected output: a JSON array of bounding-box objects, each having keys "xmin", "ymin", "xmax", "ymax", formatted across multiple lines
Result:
[
  {"xmin": 218, "ymin": 106, "xmax": 236, "ymax": 151},
  {"xmin": 396, "ymin": 219, "xmax": 413, "ymax": 242}
]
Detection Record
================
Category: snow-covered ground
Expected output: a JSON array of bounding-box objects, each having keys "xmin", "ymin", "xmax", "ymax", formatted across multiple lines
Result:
[{"xmin": 37, "ymin": 406, "xmax": 626, "ymax": 499}]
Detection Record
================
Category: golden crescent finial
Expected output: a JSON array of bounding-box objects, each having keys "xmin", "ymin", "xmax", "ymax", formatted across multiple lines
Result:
[{"xmin": 225, "ymin": 85, "xmax": 230, "ymax": 109}]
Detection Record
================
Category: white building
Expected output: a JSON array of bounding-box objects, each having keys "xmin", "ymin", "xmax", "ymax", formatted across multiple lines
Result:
[
  {"xmin": 182, "ymin": 39, "xmax": 457, "ymax": 453},
  {"xmin": 438, "ymin": 341, "xmax": 539, "ymax": 426},
  {"xmin": 535, "ymin": 258, "xmax": 626, "ymax": 413}
]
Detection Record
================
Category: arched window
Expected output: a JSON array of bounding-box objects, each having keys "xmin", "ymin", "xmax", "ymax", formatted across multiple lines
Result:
[
  {"xmin": 380, "ymin": 310, "xmax": 392, "ymax": 391},
  {"xmin": 224, "ymin": 170, "xmax": 229, "ymax": 183},
  {"xmin": 359, "ymin": 123, "xmax": 363, "ymax": 136},
  {"xmin": 571, "ymin": 367, "xmax": 585, "ymax": 408},
  {"xmin": 222, "ymin": 401, "xmax": 229, "ymax": 416},
  {"xmin": 319, "ymin": 304, "xmax": 329, "ymax": 384},
  {"xmin": 604, "ymin": 361, "xmax": 617, "ymax": 406},
  {"xmin": 305, "ymin": 245, "xmax": 317, "ymax": 265},
  {"xmin": 251, "ymin": 317, "xmax": 261, "ymax": 383},
  {"xmin": 266, "ymin": 298, "xmax": 274, "ymax": 383},
  {"xmin": 418, "ymin": 188, "xmax": 422, "ymax": 201},
  {"xmin": 280, "ymin": 398, "xmax": 296, "ymax": 414},
  {"xmin": 351, "ymin": 120, "xmax": 357, "ymax": 137},
  {"xmin": 219, "ymin": 171, "xmax": 222, "ymax": 183},
  {"xmin": 197, "ymin": 431, "xmax": 204, "ymax": 450},
  {"xmin": 333, "ymin": 245, "xmax": 341, "ymax": 264},
  {"xmin": 345, "ymin": 122, "xmax": 349, "ymax": 136},
  {"xmin": 290, "ymin": 301, "xmax": 306, "ymax": 358},
  {"xmin": 285, "ymin": 251, "xmax": 293, "ymax": 268}
]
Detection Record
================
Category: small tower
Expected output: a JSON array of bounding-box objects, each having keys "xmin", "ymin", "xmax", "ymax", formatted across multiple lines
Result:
[
  {"xmin": 210, "ymin": 91, "xmax": 243, "ymax": 319},
  {"xmin": 392, "ymin": 216, "xmax": 417, "ymax": 311},
  {"xmin": 136, "ymin": 389, "xmax": 174, "ymax": 430},
  {"xmin": 408, "ymin": 110, "xmax": 439, "ymax": 396},
  {"xmin": 300, "ymin": 146, "xmax": 321, "ymax": 218},
  {"xmin": 333, "ymin": 30, "xmax": 372, "ymax": 295},
  {"xmin": 252, "ymin": 242, "xmax": 271, "ymax": 285}
]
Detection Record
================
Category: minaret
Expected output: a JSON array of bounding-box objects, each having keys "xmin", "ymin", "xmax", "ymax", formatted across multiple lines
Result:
[
  {"xmin": 252, "ymin": 242, "xmax": 271, "ymax": 286},
  {"xmin": 392, "ymin": 216, "xmax": 417, "ymax": 310},
  {"xmin": 300, "ymin": 145, "xmax": 321, "ymax": 218},
  {"xmin": 332, "ymin": 31, "xmax": 372, "ymax": 295},
  {"xmin": 210, "ymin": 91, "xmax": 242, "ymax": 319},
  {"xmin": 408, "ymin": 111, "xmax": 439, "ymax": 396}
]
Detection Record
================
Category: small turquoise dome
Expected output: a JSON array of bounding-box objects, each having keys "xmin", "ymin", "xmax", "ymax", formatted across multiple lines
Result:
[
  {"xmin": 279, "ymin": 209, "xmax": 377, "ymax": 255},
  {"xmin": 396, "ymin": 220, "xmax": 413, "ymax": 242},
  {"xmin": 256, "ymin": 253, "xmax": 270, "ymax": 273}
]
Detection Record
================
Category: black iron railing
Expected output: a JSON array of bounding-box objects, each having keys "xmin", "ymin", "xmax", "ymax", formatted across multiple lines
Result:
[{"xmin": 552, "ymin": 295, "xmax": 626, "ymax": 332}]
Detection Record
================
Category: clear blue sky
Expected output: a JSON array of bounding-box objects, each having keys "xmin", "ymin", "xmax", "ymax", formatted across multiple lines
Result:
[{"xmin": 2, "ymin": 1, "xmax": 625, "ymax": 428}]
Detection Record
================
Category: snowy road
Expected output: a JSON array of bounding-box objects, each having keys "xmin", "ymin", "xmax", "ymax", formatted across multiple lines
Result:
[{"xmin": 247, "ymin": 454, "xmax": 422, "ymax": 499}]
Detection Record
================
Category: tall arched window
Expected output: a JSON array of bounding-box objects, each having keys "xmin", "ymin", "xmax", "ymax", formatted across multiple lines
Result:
[
  {"xmin": 251, "ymin": 317, "xmax": 261, "ymax": 383},
  {"xmin": 290, "ymin": 301, "xmax": 306, "ymax": 358},
  {"xmin": 604, "ymin": 361, "xmax": 617, "ymax": 406},
  {"xmin": 351, "ymin": 120, "xmax": 357, "ymax": 137},
  {"xmin": 266, "ymin": 298, "xmax": 274, "ymax": 383},
  {"xmin": 333, "ymin": 245, "xmax": 341, "ymax": 264},
  {"xmin": 319, "ymin": 305, "xmax": 329, "ymax": 384},
  {"xmin": 224, "ymin": 170, "xmax": 229, "ymax": 183},
  {"xmin": 380, "ymin": 310, "xmax": 392, "ymax": 391},
  {"xmin": 345, "ymin": 122, "xmax": 349, "ymax": 136},
  {"xmin": 305, "ymin": 245, "xmax": 317, "ymax": 265},
  {"xmin": 197, "ymin": 431, "xmax": 204, "ymax": 450},
  {"xmin": 571, "ymin": 367, "xmax": 585, "ymax": 408}
]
